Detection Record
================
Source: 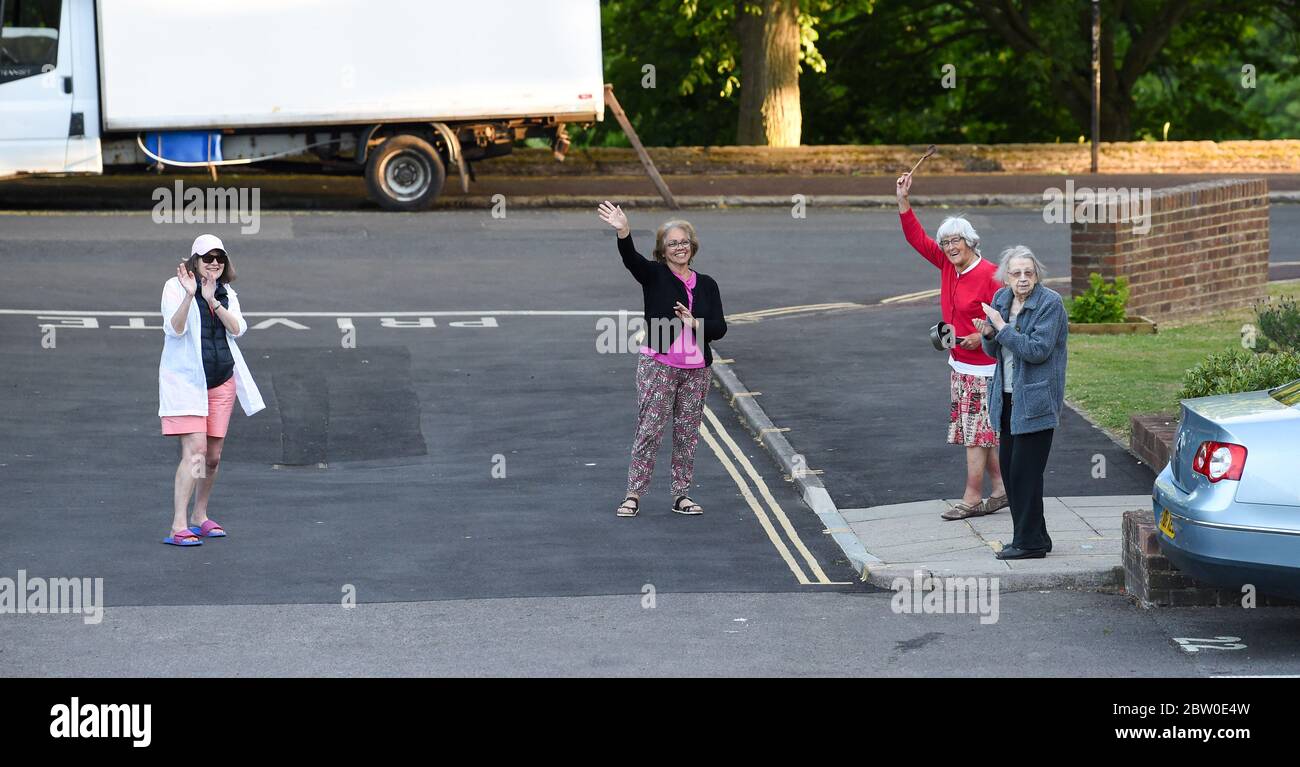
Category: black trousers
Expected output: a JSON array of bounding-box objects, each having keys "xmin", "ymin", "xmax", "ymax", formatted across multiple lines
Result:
[{"xmin": 998, "ymin": 392, "xmax": 1054, "ymax": 552}]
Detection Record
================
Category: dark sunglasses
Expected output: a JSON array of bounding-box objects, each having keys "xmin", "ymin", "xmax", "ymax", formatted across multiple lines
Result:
[{"xmin": 198, "ymin": 252, "xmax": 228, "ymax": 264}]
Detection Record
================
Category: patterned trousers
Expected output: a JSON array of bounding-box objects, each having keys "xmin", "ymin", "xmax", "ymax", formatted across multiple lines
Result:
[{"xmin": 625, "ymin": 354, "xmax": 712, "ymax": 499}]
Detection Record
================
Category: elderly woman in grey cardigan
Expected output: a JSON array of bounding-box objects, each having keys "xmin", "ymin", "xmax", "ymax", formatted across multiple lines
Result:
[{"xmin": 974, "ymin": 246, "xmax": 1068, "ymax": 560}]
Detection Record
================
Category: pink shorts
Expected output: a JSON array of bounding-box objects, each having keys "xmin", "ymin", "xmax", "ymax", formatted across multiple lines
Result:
[{"xmin": 161, "ymin": 377, "xmax": 237, "ymax": 438}]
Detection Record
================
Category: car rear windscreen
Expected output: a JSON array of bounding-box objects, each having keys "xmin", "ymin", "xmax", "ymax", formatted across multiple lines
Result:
[{"xmin": 1269, "ymin": 378, "xmax": 1300, "ymax": 406}]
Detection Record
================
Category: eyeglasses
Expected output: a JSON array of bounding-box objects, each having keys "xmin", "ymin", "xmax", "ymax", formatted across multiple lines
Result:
[
  {"xmin": 665, "ymin": 240, "xmax": 691, "ymax": 250},
  {"xmin": 938, "ymin": 237, "xmax": 967, "ymax": 248},
  {"xmin": 198, "ymin": 253, "xmax": 227, "ymax": 264}
]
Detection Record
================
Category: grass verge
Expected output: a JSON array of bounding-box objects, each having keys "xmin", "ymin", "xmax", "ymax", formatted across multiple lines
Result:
[{"xmin": 1066, "ymin": 279, "xmax": 1300, "ymax": 440}]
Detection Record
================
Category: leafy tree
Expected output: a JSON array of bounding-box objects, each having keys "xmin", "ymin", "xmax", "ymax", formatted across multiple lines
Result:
[
  {"xmin": 585, "ymin": 0, "xmax": 1300, "ymax": 147},
  {"xmin": 586, "ymin": 1, "xmax": 865, "ymax": 146},
  {"xmin": 800, "ymin": 2, "xmax": 1080, "ymax": 143},
  {"xmin": 955, "ymin": 0, "xmax": 1300, "ymax": 140}
]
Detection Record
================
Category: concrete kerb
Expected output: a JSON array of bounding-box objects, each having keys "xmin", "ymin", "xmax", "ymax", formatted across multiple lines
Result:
[
  {"xmin": 1, "ymin": 195, "xmax": 1043, "ymax": 213},
  {"xmin": 431, "ymin": 191, "xmax": 1300, "ymax": 210},
  {"xmin": 859, "ymin": 562, "xmax": 1125, "ymax": 593},
  {"xmin": 434, "ymin": 194, "xmax": 1043, "ymax": 210},
  {"xmin": 709, "ymin": 351, "xmax": 882, "ymax": 581}
]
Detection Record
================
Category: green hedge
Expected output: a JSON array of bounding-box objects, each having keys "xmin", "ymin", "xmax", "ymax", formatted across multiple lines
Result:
[
  {"xmin": 1179, "ymin": 348, "xmax": 1300, "ymax": 400},
  {"xmin": 1067, "ymin": 273, "xmax": 1129, "ymax": 324},
  {"xmin": 1255, "ymin": 294, "xmax": 1300, "ymax": 352}
]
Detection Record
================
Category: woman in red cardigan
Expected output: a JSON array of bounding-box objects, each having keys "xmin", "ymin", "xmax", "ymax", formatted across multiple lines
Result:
[{"xmin": 896, "ymin": 172, "xmax": 1008, "ymax": 520}]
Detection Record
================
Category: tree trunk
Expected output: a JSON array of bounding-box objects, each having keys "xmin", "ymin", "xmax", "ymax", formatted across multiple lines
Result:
[{"xmin": 735, "ymin": 0, "xmax": 802, "ymax": 146}]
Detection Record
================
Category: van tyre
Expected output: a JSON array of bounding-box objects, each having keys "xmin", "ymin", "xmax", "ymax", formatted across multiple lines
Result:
[{"xmin": 365, "ymin": 134, "xmax": 446, "ymax": 211}]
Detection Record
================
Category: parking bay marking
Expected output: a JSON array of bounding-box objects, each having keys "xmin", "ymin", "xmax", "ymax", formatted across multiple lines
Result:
[
  {"xmin": 0, "ymin": 309, "xmax": 633, "ymax": 317},
  {"xmin": 1174, "ymin": 636, "xmax": 1246, "ymax": 653}
]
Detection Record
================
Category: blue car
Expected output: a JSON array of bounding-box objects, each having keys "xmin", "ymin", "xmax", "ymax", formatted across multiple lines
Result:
[{"xmin": 1153, "ymin": 378, "xmax": 1300, "ymax": 600}]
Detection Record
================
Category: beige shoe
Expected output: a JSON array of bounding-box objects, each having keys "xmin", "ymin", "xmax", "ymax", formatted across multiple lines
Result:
[
  {"xmin": 941, "ymin": 501, "xmax": 985, "ymax": 520},
  {"xmin": 982, "ymin": 494, "xmax": 1009, "ymax": 514}
]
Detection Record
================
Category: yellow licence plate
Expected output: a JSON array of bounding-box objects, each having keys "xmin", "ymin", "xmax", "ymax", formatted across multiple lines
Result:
[{"xmin": 1158, "ymin": 509, "xmax": 1176, "ymax": 540}]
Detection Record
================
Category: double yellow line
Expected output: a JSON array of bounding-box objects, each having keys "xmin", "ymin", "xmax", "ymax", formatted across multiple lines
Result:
[{"xmin": 698, "ymin": 405, "xmax": 843, "ymax": 585}]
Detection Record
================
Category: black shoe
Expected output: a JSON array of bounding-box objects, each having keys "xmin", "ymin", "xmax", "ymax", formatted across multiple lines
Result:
[{"xmin": 996, "ymin": 545, "xmax": 1048, "ymax": 560}]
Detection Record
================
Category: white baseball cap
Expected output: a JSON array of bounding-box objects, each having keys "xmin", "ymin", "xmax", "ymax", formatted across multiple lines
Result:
[{"xmin": 190, "ymin": 234, "xmax": 226, "ymax": 257}]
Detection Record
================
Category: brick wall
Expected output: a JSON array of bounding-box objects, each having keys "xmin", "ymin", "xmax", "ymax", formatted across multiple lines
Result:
[
  {"xmin": 1122, "ymin": 509, "xmax": 1299, "ymax": 607},
  {"xmin": 1123, "ymin": 509, "xmax": 1238, "ymax": 607},
  {"xmin": 1130, "ymin": 414, "xmax": 1177, "ymax": 473},
  {"xmin": 492, "ymin": 141, "xmax": 1300, "ymax": 176},
  {"xmin": 1070, "ymin": 178, "xmax": 1270, "ymax": 321}
]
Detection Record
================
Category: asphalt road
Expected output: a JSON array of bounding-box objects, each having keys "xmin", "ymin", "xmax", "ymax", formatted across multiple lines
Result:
[
  {"xmin": 3, "ymin": 170, "xmax": 1300, "ymax": 211},
  {"xmin": 4, "ymin": 591, "xmax": 1299, "ymax": 677},
  {"xmin": 1, "ymin": 315, "xmax": 854, "ymax": 606},
  {"xmin": 2, "ymin": 207, "xmax": 1298, "ymax": 676}
]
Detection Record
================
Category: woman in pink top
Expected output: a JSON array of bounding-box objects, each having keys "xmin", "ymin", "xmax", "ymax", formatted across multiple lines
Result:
[{"xmin": 598, "ymin": 201, "xmax": 728, "ymax": 518}]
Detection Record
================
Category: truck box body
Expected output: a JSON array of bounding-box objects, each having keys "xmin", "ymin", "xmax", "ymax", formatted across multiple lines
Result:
[
  {"xmin": 96, "ymin": 0, "xmax": 604, "ymax": 131},
  {"xmin": 1, "ymin": 0, "xmax": 605, "ymax": 206}
]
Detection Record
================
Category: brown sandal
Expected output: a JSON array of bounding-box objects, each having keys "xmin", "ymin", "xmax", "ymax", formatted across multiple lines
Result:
[{"xmin": 941, "ymin": 501, "xmax": 986, "ymax": 520}]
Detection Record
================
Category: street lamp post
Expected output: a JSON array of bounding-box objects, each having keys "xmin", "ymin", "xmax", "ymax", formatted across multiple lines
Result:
[{"xmin": 1092, "ymin": 0, "xmax": 1101, "ymax": 174}]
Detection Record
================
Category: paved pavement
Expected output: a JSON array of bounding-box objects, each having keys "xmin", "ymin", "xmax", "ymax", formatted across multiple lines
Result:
[
  {"xmin": 845, "ymin": 495, "xmax": 1151, "ymax": 590},
  {"xmin": 3, "ymin": 207, "xmax": 1299, "ymax": 676}
]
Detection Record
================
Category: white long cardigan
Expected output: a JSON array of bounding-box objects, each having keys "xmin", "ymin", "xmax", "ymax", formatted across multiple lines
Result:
[{"xmin": 158, "ymin": 277, "xmax": 265, "ymax": 418}]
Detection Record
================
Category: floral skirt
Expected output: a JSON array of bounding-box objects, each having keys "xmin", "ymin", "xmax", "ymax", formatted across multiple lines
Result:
[{"xmin": 948, "ymin": 370, "xmax": 998, "ymax": 448}]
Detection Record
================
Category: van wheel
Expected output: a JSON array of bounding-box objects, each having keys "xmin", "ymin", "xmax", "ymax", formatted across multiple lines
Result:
[{"xmin": 365, "ymin": 134, "xmax": 446, "ymax": 211}]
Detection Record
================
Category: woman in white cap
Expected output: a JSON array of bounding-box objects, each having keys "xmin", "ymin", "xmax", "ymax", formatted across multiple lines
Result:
[{"xmin": 158, "ymin": 234, "xmax": 264, "ymax": 546}]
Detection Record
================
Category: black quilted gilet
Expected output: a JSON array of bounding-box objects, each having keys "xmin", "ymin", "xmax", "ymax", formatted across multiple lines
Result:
[{"xmin": 197, "ymin": 283, "xmax": 235, "ymax": 389}]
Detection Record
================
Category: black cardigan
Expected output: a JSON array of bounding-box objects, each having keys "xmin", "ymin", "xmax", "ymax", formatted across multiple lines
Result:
[{"xmin": 618, "ymin": 232, "xmax": 726, "ymax": 366}]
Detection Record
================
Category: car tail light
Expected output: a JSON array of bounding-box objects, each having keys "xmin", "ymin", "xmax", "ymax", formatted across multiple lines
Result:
[{"xmin": 1191, "ymin": 441, "xmax": 1247, "ymax": 482}]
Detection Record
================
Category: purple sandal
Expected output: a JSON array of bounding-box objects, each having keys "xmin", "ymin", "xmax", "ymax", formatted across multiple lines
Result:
[
  {"xmin": 163, "ymin": 529, "xmax": 202, "ymax": 546},
  {"xmin": 188, "ymin": 519, "xmax": 227, "ymax": 538}
]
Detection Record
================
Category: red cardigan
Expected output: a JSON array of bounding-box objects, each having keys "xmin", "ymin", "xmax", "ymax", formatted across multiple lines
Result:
[{"xmin": 900, "ymin": 209, "xmax": 1002, "ymax": 368}]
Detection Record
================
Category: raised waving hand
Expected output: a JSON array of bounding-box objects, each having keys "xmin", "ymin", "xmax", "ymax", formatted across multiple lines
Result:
[
  {"xmin": 598, "ymin": 200, "xmax": 630, "ymax": 237},
  {"xmin": 176, "ymin": 262, "xmax": 197, "ymax": 296}
]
